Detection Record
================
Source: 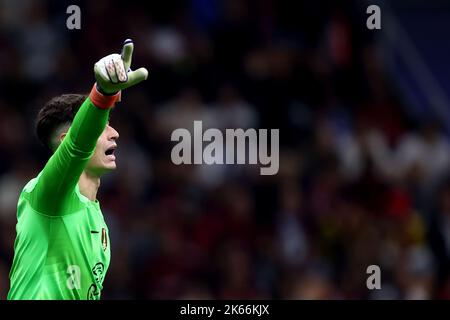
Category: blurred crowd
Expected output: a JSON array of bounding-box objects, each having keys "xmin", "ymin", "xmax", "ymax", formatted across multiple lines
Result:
[{"xmin": 1, "ymin": 0, "xmax": 450, "ymax": 299}]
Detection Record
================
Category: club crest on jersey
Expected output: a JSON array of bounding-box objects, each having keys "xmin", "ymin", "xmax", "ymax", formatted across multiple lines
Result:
[{"xmin": 101, "ymin": 228, "xmax": 108, "ymax": 251}]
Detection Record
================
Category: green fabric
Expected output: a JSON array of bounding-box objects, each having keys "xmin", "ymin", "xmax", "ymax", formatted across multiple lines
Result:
[{"xmin": 8, "ymin": 97, "xmax": 111, "ymax": 300}]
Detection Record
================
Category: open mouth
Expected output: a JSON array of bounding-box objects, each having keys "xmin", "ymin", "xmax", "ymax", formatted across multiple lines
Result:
[{"xmin": 105, "ymin": 145, "xmax": 117, "ymax": 156}]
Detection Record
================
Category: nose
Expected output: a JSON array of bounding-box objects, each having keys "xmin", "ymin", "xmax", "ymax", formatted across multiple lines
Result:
[{"xmin": 107, "ymin": 125, "xmax": 119, "ymax": 141}]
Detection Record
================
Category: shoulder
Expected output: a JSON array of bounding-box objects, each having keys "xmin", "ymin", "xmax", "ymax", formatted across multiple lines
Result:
[
  {"xmin": 21, "ymin": 172, "xmax": 43, "ymax": 194},
  {"xmin": 19, "ymin": 172, "xmax": 86, "ymax": 217}
]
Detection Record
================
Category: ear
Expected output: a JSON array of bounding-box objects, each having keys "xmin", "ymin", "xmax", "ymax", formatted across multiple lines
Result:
[
  {"xmin": 59, "ymin": 132, "xmax": 67, "ymax": 143},
  {"xmin": 52, "ymin": 131, "xmax": 67, "ymax": 151}
]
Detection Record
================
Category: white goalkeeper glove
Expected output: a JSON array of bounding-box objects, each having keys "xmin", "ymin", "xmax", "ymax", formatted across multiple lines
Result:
[{"xmin": 94, "ymin": 39, "xmax": 148, "ymax": 95}]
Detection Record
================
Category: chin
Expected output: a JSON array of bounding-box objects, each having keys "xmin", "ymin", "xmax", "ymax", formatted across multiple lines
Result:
[
  {"xmin": 104, "ymin": 162, "xmax": 117, "ymax": 170},
  {"xmin": 102, "ymin": 155, "xmax": 117, "ymax": 170},
  {"xmin": 97, "ymin": 161, "xmax": 117, "ymax": 174}
]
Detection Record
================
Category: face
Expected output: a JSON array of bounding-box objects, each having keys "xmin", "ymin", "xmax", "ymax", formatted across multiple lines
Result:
[{"xmin": 85, "ymin": 123, "xmax": 120, "ymax": 176}]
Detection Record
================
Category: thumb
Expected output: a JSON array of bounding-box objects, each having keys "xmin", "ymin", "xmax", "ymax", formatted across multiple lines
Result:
[{"xmin": 124, "ymin": 67, "xmax": 148, "ymax": 88}]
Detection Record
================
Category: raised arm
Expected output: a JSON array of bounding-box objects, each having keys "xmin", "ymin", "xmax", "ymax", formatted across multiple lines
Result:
[{"xmin": 29, "ymin": 39, "xmax": 148, "ymax": 216}]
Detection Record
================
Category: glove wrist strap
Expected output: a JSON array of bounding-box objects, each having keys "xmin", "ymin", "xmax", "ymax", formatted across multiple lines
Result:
[{"xmin": 89, "ymin": 83, "xmax": 121, "ymax": 109}]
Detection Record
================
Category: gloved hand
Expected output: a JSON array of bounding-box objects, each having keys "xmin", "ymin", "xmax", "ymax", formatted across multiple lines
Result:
[{"xmin": 94, "ymin": 39, "xmax": 148, "ymax": 95}]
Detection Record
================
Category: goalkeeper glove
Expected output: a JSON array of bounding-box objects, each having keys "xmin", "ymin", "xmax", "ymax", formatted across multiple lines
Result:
[{"xmin": 94, "ymin": 38, "xmax": 148, "ymax": 95}]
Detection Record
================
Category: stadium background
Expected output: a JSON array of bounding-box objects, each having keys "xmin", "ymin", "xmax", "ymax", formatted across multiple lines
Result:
[{"xmin": 1, "ymin": 0, "xmax": 450, "ymax": 299}]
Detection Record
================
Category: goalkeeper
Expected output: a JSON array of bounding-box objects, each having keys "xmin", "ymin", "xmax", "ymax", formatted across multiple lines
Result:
[{"xmin": 7, "ymin": 39, "xmax": 148, "ymax": 300}]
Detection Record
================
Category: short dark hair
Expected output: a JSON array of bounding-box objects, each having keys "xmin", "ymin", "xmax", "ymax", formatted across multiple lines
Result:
[{"xmin": 36, "ymin": 94, "xmax": 87, "ymax": 151}]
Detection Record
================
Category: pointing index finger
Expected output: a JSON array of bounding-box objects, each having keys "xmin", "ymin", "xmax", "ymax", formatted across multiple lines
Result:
[{"xmin": 121, "ymin": 39, "xmax": 134, "ymax": 70}]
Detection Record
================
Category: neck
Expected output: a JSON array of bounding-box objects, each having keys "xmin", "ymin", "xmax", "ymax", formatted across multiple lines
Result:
[{"xmin": 79, "ymin": 171, "xmax": 101, "ymax": 201}]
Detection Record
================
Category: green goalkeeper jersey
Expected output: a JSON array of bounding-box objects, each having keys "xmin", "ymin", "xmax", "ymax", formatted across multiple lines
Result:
[{"xmin": 8, "ymin": 96, "xmax": 111, "ymax": 300}]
